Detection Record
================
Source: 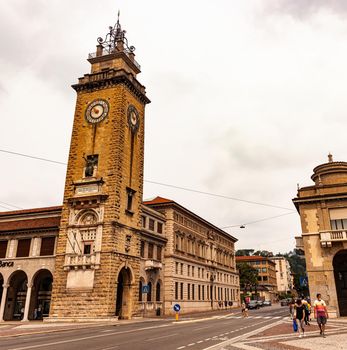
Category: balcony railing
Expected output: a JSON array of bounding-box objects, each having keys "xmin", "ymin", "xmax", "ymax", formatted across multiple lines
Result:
[
  {"xmin": 64, "ymin": 252, "xmax": 101, "ymax": 270},
  {"xmin": 320, "ymin": 229, "xmax": 347, "ymax": 247},
  {"xmin": 144, "ymin": 259, "xmax": 162, "ymax": 270}
]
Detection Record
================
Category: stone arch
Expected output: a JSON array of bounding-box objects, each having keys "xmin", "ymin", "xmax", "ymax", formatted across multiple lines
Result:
[
  {"xmin": 147, "ymin": 278, "xmax": 154, "ymax": 302},
  {"xmin": 155, "ymin": 279, "xmax": 162, "ymax": 302},
  {"xmin": 115, "ymin": 265, "xmax": 134, "ymax": 319},
  {"xmin": 333, "ymin": 249, "xmax": 347, "ymax": 316},
  {"xmin": 4, "ymin": 270, "xmax": 28, "ymax": 320},
  {"xmin": 29, "ymin": 269, "xmax": 53, "ymax": 320},
  {"xmin": 77, "ymin": 210, "xmax": 98, "ymax": 226}
]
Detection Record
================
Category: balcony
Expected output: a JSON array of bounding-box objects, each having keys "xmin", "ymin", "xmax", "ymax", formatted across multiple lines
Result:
[
  {"xmin": 64, "ymin": 252, "xmax": 101, "ymax": 270},
  {"xmin": 145, "ymin": 259, "xmax": 162, "ymax": 271},
  {"xmin": 320, "ymin": 230, "xmax": 347, "ymax": 247}
]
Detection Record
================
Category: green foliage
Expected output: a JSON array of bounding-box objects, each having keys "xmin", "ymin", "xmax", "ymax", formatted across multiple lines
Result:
[
  {"xmin": 235, "ymin": 249, "xmax": 254, "ymax": 256},
  {"xmin": 253, "ymin": 250, "xmax": 274, "ymax": 257},
  {"xmin": 237, "ymin": 262, "xmax": 258, "ymax": 290}
]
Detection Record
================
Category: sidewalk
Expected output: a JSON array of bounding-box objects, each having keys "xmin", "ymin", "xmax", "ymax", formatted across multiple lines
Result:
[{"xmin": 216, "ymin": 318, "xmax": 347, "ymax": 350}]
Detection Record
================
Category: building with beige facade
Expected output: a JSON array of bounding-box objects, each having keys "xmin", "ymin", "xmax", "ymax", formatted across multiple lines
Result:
[
  {"xmin": 270, "ymin": 256, "xmax": 293, "ymax": 294},
  {"xmin": 0, "ymin": 17, "xmax": 239, "ymax": 321},
  {"xmin": 236, "ymin": 256, "xmax": 277, "ymax": 302},
  {"xmin": 293, "ymin": 155, "xmax": 347, "ymax": 318}
]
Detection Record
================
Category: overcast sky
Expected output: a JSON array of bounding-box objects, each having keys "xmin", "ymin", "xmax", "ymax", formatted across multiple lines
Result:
[{"xmin": 1, "ymin": 0, "xmax": 347, "ymax": 253}]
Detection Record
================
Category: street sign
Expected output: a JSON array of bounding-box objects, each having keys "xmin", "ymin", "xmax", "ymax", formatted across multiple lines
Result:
[
  {"xmin": 142, "ymin": 285, "xmax": 150, "ymax": 293},
  {"xmin": 173, "ymin": 303, "xmax": 181, "ymax": 312},
  {"xmin": 299, "ymin": 276, "xmax": 308, "ymax": 287}
]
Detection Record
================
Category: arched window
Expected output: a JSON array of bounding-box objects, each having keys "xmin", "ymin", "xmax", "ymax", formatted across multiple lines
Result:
[
  {"xmin": 147, "ymin": 282, "xmax": 152, "ymax": 302},
  {"xmin": 138, "ymin": 280, "xmax": 143, "ymax": 301},
  {"xmin": 156, "ymin": 282, "xmax": 161, "ymax": 302}
]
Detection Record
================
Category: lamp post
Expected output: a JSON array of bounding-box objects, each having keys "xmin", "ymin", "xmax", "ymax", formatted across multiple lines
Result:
[{"xmin": 210, "ymin": 273, "xmax": 215, "ymax": 309}]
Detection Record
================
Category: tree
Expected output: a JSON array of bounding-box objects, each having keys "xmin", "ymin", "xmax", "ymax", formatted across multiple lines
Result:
[
  {"xmin": 237, "ymin": 262, "xmax": 258, "ymax": 290},
  {"xmin": 253, "ymin": 250, "xmax": 273, "ymax": 257},
  {"xmin": 236, "ymin": 249, "xmax": 254, "ymax": 256}
]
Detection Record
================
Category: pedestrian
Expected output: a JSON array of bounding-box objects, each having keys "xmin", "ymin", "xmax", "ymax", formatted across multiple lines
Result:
[
  {"xmin": 241, "ymin": 302, "xmax": 248, "ymax": 318},
  {"xmin": 302, "ymin": 299, "xmax": 310, "ymax": 326},
  {"xmin": 313, "ymin": 293, "xmax": 328, "ymax": 338},
  {"xmin": 289, "ymin": 299, "xmax": 295, "ymax": 319},
  {"xmin": 294, "ymin": 298, "xmax": 306, "ymax": 338}
]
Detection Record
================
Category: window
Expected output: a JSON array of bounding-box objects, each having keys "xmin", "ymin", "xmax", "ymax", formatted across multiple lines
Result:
[
  {"xmin": 192, "ymin": 284, "xmax": 195, "ymax": 300},
  {"xmin": 175, "ymin": 234, "xmax": 179, "ymax": 250},
  {"xmin": 202, "ymin": 285, "xmax": 205, "ymax": 300},
  {"xmin": 157, "ymin": 246, "xmax": 162, "ymax": 261},
  {"xmin": 198, "ymin": 267, "xmax": 200, "ymax": 278},
  {"xmin": 188, "ymin": 283, "xmax": 191, "ymax": 300},
  {"xmin": 156, "ymin": 282, "xmax": 161, "ymax": 301},
  {"xmin": 262, "ymin": 267, "xmax": 267, "ymax": 273},
  {"xmin": 187, "ymin": 265, "xmax": 190, "ymax": 276},
  {"xmin": 40, "ymin": 237, "xmax": 55, "ymax": 256},
  {"xmin": 149, "ymin": 219, "xmax": 155, "ymax": 231},
  {"xmin": 126, "ymin": 187, "xmax": 136, "ymax": 213},
  {"xmin": 16, "ymin": 239, "xmax": 31, "ymax": 257},
  {"xmin": 140, "ymin": 241, "xmax": 145, "ymax": 258},
  {"xmin": 148, "ymin": 243, "xmax": 153, "ymax": 259},
  {"xmin": 180, "ymin": 263, "xmax": 183, "ymax": 275},
  {"xmin": 157, "ymin": 222, "xmax": 163, "ymax": 234},
  {"xmin": 0, "ymin": 240, "xmax": 8, "ymax": 258},
  {"xmin": 263, "ymin": 276, "xmax": 268, "ymax": 281},
  {"xmin": 141, "ymin": 216, "xmax": 146, "ymax": 228},
  {"xmin": 83, "ymin": 243, "xmax": 91, "ymax": 255},
  {"xmin": 175, "ymin": 282, "xmax": 178, "ymax": 300},
  {"xmin": 139, "ymin": 281, "xmax": 143, "ymax": 301},
  {"xmin": 175, "ymin": 262, "xmax": 179, "ymax": 274},
  {"xmin": 180, "ymin": 283, "xmax": 184, "ymax": 300},
  {"xmin": 147, "ymin": 282, "xmax": 152, "ymax": 302},
  {"xmin": 192, "ymin": 266, "xmax": 195, "ymax": 277},
  {"xmin": 198, "ymin": 285, "xmax": 201, "ymax": 300}
]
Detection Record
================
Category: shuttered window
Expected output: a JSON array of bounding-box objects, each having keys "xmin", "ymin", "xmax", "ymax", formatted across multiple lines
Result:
[
  {"xmin": 16, "ymin": 239, "xmax": 31, "ymax": 257},
  {"xmin": 40, "ymin": 237, "xmax": 55, "ymax": 256},
  {"xmin": 0, "ymin": 240, "xmax": 8, "ymax": 258}
]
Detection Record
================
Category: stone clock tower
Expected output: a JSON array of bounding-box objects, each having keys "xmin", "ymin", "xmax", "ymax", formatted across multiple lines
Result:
[{"xmin": 49, "ymin": 16, "xmax": 150, "ymax": 320}]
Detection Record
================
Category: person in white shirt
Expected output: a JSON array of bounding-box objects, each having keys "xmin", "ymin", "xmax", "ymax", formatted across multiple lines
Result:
[{"xmin": 313, "ymin": 293, "xmax": 328, "ymax": 337}]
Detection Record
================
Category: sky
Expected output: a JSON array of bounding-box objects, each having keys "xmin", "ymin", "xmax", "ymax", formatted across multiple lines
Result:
[{"xmin": 1, "ymin": 0, "xmax": 347, "ymax": 253}]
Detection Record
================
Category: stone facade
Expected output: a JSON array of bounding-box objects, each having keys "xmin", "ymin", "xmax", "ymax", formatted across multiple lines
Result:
[
  {"xmin": 144, "ymin": 197, "xmax": 239, "ymax": 315},
  {"xmin": 293, "ymin": 155, "xmax": 347, "ymax": 318}
]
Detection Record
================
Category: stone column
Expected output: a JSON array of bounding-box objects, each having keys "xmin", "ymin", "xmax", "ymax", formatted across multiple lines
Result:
[
  {"xmin": 0, "ymin": 284, "xmax": 8, "ymax": 322},
  {"xmin": 22, "ymin": 284, "xmax": 32, "ymax": 322}
]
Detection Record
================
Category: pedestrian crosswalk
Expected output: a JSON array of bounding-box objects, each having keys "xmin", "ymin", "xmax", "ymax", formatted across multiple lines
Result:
[{"xmin": 222, "ymin": 314, "xmax": 285, "ymax": 320}]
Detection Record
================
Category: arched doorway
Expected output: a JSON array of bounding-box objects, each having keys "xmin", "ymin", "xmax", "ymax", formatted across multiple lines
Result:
[
  {"xmin": 333, "ymin": 250, "xmax": 347, "ymax": 316},
  {"xmin": 115, "ymin": 267, "xmax": 132, "ymax": 319},
  {"xmin": 5, "ymin": 271, "xmax": 28, "ymax": 320},
  {"xmin": 30, "ymin": 270, "xmax": 53, "ymax": 320},
  {"xmin": 156, "ymin": 281, "xmax": 161, "ymax": 302},
  {"xmin": 0, "ymin": 273, "xmax": 3, "ymax": 306}
]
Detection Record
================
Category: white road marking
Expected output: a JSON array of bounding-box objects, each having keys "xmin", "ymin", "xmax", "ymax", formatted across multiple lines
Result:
[
  {"xmin": 177, "ymin": 347, "xmax": 186, "ymax": 349},
  {"xmin": 101, "ymin": 330, "xmax": 114, "ymax": 333},
  {"xmin": 7, "ymin": 324, "xmax": 170, "ymax": 350},
  {"xmin": 205, "ymin": 338, "xmax": 211, "ymax": 341},
  {"xmin": 188, "ymin": 343, "xmax": 195, "ymax": 347},
  {"xmin": 100, "ymin": 346, "xmax": 119, "ymax": 350},
  {"xmin": 193, "ymin": 325, "xmax": 215, "ymax": 331},
  {"xmin": 197, "ymin": 340, "xmax": 204, "ymax": 343},
  {"xmin": 146, "ymin": 333, "xmax": 178, "ymax": 342}
]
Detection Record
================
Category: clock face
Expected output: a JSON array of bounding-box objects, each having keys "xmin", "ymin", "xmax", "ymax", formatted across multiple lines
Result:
[
  {"xmin": 85, "ymin": 100, "xmax": 109, "ymax": 124},
  {"xmin": 127, "ymin": 105, "xmax": 140, "ymax": 132}
]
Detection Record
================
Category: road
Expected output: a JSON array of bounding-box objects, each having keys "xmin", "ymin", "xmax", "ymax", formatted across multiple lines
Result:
[{"xmin": 1, "ymin": 305, "xmax": 288, "ymax": 350}]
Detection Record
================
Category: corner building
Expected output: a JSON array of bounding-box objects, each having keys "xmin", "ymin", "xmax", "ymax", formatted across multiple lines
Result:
[{"xmin": 293, "ymin": 155, "xmax": 347, "ymax": 317}]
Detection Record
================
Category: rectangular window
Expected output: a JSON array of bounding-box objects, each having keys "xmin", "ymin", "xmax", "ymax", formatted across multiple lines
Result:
[
  {"xmin": 149, "ymin": 219, "xmax": 155, "ymax": 231},
  {"xmin": 198, "ymin": 267, "xmax": 200, "ymax": 278},
  {"xmin": 140, "ymin": 241, "xmax": 145, "ymax": 258},
  {"xmin": 188, "ymin": 283, "xmax": 191, "ymax": 300},
  {"xmin": 148, "ymin": 243, "xmax": 153, "ymax": 259},
  {"xmin": 202, "ymin": 285, "xmax": 205, "ymax": 300},
  {"xmin": 192, "ymin": 266, "xmax": 195, "ymax": 277},
  {"xmin": 175, "ymin": 262, "xmax": 179, "ymax": 274},
  {"xmin": 40, "ymin": 237, "xmax": 55, "ymax": 256},
  {"xmin": 16, "ymin": 239, "xmax": 31, "ymax": 257},
  {"xmin": 0, "ymin": 240, "xmax": 8, "ymax": 258},
  {"xmin": 83, "ymin": 243, "xmax": 91, "ymax": 255},
  {"xmin": 141, "ymin": 216, "xmax": 146, "ymax": 228},
  {"xmin": 157, "ymin": 246, "xmax": 162, "ymax": 261},
  {"xmin": 198, "ymin": 285, "xmax": 201, "ymax": 300},
  {"xmin": 187, "ymin": 265, "xmax": 190, "ymax": 276},
  {"xmin": 175, "ymin": 282, "xmax": 178, "ymax": 300},
  {"xmin": 192, "ymin": 284, "xmax": 195, "ymax": 300},
  {"xmin": 180, "ymin": 283, "xmax": 184, "ymax": 300},
  {"xmin": 126, "ymin": 187, "xmax": 136, "ymax": 212},
  {"xmin": 157, "ymin": 222, "xmax": 163, "ymax": 234},
  {"xmin": 180, "ymin": 263, "xmax": 183, "ymax": 275}
]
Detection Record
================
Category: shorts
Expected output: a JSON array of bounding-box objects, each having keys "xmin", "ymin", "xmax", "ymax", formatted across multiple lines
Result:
[{"xmin": 317, "ymin": 315, "xmax": 327, "ymax": 325}]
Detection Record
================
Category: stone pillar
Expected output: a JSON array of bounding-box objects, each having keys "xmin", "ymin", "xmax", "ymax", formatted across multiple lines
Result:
[
  {"xmin": 22, "ymin": 284, "xmax": 32, "ymax": 322},
  {"xmin": 0, "ymin": 284, "xmax": 8, "ymax": 322}
]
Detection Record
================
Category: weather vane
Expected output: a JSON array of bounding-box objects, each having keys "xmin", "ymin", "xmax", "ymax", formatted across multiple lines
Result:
[{"xmin": 97, "ymin": 10, "xmax": 135, "ymax": 54}]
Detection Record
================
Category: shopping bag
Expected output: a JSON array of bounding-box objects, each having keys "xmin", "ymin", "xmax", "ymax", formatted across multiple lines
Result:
[{"xmin": 292, "ymin": 319, "xmax": 298, "ymax": 332}]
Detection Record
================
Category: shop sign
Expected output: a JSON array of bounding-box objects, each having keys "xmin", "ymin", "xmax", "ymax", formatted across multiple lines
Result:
[{"xmin": 0, "ymin": 260, "xmax": 14, "ymax": 268}]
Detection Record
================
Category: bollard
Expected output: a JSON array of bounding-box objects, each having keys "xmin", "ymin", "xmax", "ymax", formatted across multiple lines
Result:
[{"xmin": 175, "ymin": 312, "xmax": 179, "ymax": 321}]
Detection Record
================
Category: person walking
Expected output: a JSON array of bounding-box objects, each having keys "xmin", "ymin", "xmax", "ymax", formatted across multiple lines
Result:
[
  {"xmin": 313, "ymin": 293, "xmax": 328, "ymax": 337},
  {"xmin": 289, "ymin": 299, "xmax": 295, "ymax": 319},
  {"xmin": 302, "ymin": 298, "xmax": 311, "ymax": 326},
  {"xmin": 294, "ymin": 298, "xmax": 306, "ymax": 338},
  {"xmin": 241, "ymin": 302, "xmax": 248, "ymax": 318}
]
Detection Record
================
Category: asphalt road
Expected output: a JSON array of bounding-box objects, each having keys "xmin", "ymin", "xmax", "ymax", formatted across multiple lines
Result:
[{"xmin": 1, "ymin": 305, "xmax": 288, "ymax": 350}]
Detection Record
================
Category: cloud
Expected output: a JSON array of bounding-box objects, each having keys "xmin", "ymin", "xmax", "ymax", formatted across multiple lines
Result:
[{"xmin": 262, "ymin": 0, "xmax": 347, "ymax": 19}]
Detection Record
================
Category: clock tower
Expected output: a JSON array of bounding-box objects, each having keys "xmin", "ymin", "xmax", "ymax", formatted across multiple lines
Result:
[{"xmin": 49, "ymin": 16, "xmax": 150, "ymax": 320}]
